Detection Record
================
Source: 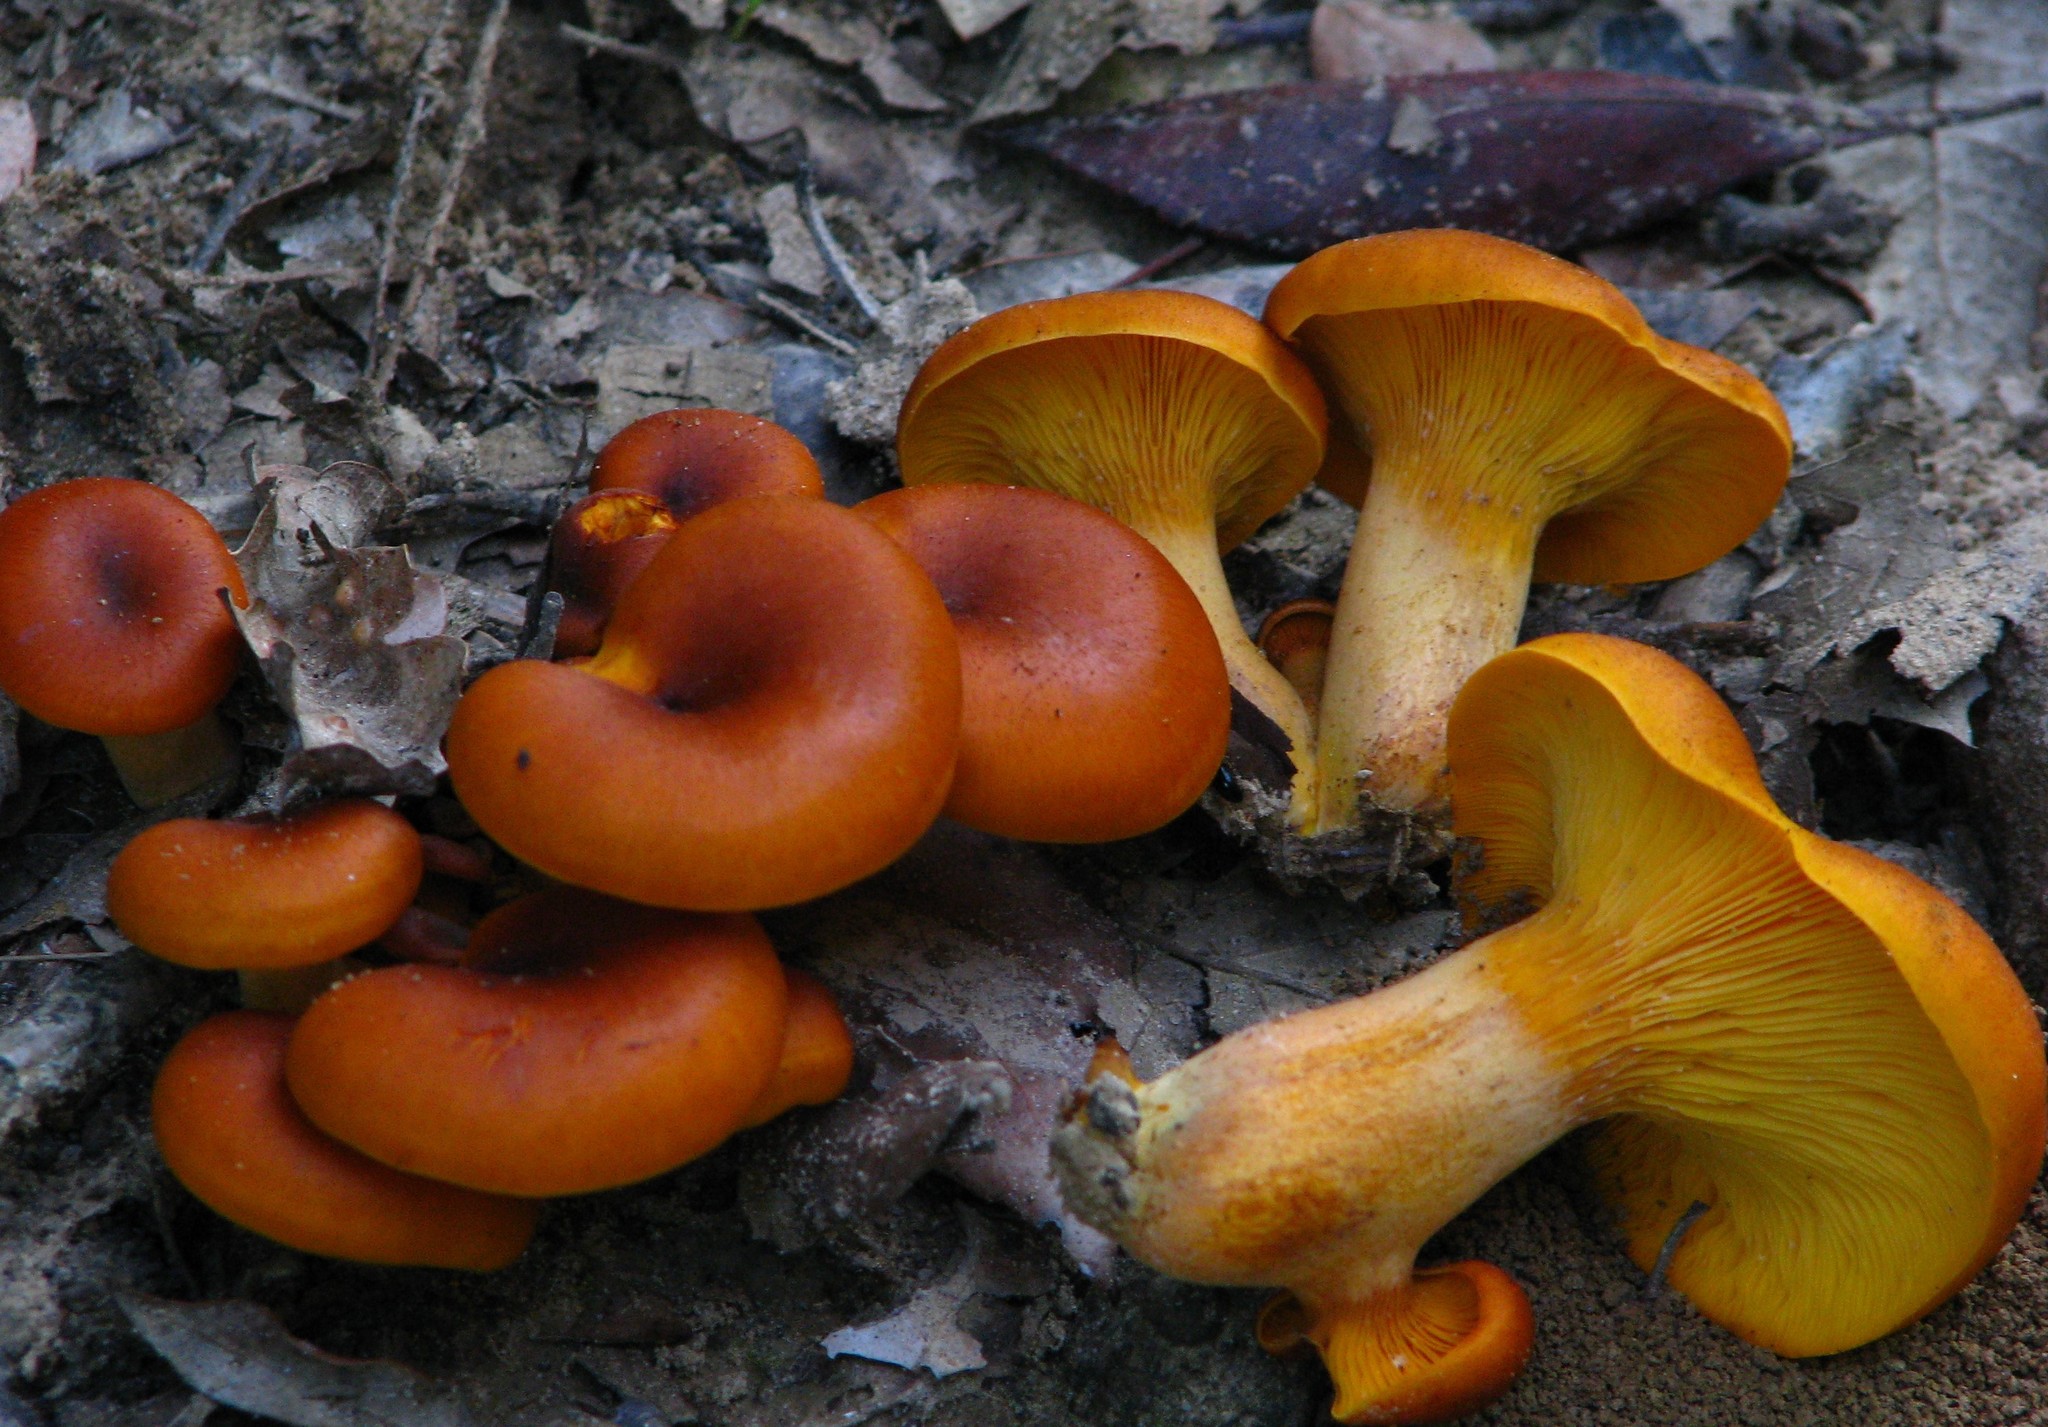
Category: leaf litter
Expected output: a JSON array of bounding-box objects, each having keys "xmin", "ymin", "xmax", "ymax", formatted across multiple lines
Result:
[{"xmin": 0, "ymin": 0, "xmax": 2045, "ymax": 1423}]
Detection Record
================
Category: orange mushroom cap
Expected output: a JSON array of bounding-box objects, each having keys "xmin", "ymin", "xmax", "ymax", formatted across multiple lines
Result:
[
  {"xmin": 590, "ymin": 407, "xmax": 824, "ymax": 518},
  {"xmin": 108, "ymin": 800, "xmax": 424, "ymax": 970},
  {"xmin": 1256, "ymin": 599, "xmax": 1334, "ymax": 721},
  {"xmin": 446, "ymin": 495, "xmax": 961, "ymax": 910},
  {"xmin": 285, "ymin": 887, "xmax": 790, "ymax": 1197},
  {"xmin": 154, "ymin": 1011, "xmax": 536, "ymax": 1269},
  {"xmin": 897, "ymin": 290, "xmax": 1329, "ymax": 820},
  {"xmin": 740, "ymin": 966, "xmax": 856, "ymax": 1130},
  {"xmin": 858, "ymin": 484, "xmax": 1230, "ymax": 842},
  {"xmin": 0, "ymin": 478, "xmax": 247, "ymax": 736},
  {"xmin": 545, "ymin": 490, "xmax": 680, "ymax": 659}
]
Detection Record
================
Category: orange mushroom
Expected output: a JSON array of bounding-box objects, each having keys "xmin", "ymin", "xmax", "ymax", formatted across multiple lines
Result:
[
  {"xmin": 590, "ymin": 407, "xmax": 824, "ymax": 517},
  {"xmin": 1056, "ymin": 634, "xmax": 2044, "ymax": 1423},
  {"xmin": 741, "ymin": 967, "xmax": 857, "ymax": 1130},
  {"xmin": 859, "ymin": 483, "xmax": 1230, "ymax": 842},
  {"xmin": 1263, "ymin": 231, "xmax": 1790, "ymax": 835},
  {"xmin": 545, "ymin": 490, "xmax": 679, "ymax": 659},
  {"xmin": 0, "ymin": 478, "xmax": 248, "ymax": 805},
  {"xmin": 897, "ymin": 291, "xmax": 1329, "ymax": 821},
  {"xmin": 285, "ymin": 886, "xmax": 792, "ymax": 1196},
  {"xmin": 446, "ymin": 495, "xmax": 960, "ymax": 910},
  {"xmin": 1256, "ymin": 600, "xmax": 1334, "ymax": 722},
  {"xmin": 154, "ymin": 1011, "xmax": 536, "ymax": 1268}
]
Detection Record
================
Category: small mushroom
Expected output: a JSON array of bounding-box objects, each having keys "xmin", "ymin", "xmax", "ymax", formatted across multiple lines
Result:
[
  {"xmin": 589, "ymin": 407, "xmax": 824, "ymax": 517},
  {"xmin": 545, "ymin": 490, "xmax": 680, "ymax": 660},
  {"xmin": 447, "ymin": 495, "xmax": 961, "ymax": 910},
  {"xmin": 1263, "ymin": 231, "xmax": 1790, "ymax": 836},
  {"xmin": 897, "ymin": 291, "xmax": 1329, "ymax": 821},
  {"xmin": 154, "ymin": 1011, "xmax": 537, "ymax": 1268},
  {"xmin": 285, "ymin": 886, "xmax": 791, "ymax": 1196},
  {"xmin": 1055, "ymin": 633, "xmax": 2044, "ymax": 1424},
  {"xmin": 0, "ymin": 478, "xmax": 248, "ymax": 805},
  {"xmin": 740, "ymin": 967, "xmax": 857, "ymax": 1131},
  {"xmin": 1256, "ymin": 599, "xmax": 1335, "ymax": 722},
  {"xmin": 859, "ymin": 483, "xmax": 1230, "ymax": 842}
]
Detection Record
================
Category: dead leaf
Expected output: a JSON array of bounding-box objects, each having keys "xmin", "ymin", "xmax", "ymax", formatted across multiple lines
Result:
[
  {"xmin": 0, "ymin": 779, "xmax": 229, "ymax": 943},
  {"xmin": 822, "ymin": 1254, "xmax": 986, "ymax": 1379},
  {"xmin": 1309, "ymin": 0, "xmax": 1496, "ymax": 83},
  {"xmin": 826, "ymin": 269, "xmax": 978, "ymax": 446},
  {"xmin": 51, "ymin": 90, "xmax": 180, "ymax": 176},
  {"xmin": 230, "ymin": 464, "xmax": 466, "ymax": 803},
  {"xmin": 1767, "ymin": 321, "xmax": 1914, "ymax": 460},
  {"xmin": 0, "ymin": 99, "xmax": 35, "ymax": 202},
  {"xmin": 591, "ymin": 344, "xmax": 776, "ymax": 442},
  {"xmin": 118, "ymin": 1294, "xmax": 478, "ymax": 1427},
  {"xmin": 937, "ymin": 0, "xmax": 1032, "ymax": 41},
  {"xmin": 755, "ymin": 3, "xmax": 951, "ymax": 114},
  {"xmin": 971, "ymin": 0, "xmax": 1236, "ymax": 124}
]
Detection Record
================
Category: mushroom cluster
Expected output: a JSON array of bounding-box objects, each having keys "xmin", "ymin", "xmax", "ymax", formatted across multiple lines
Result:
[{"xmin": 13, "ymin": 399, "xmax": 1233, "ymax": 1269}]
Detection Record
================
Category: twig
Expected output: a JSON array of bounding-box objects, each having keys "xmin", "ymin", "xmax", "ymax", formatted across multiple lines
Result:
[
  {"xmin": 62, "ymin": 125, "xmax": 196, "ymax": 176},
  {"xmin": 1642, "ymin": 1200, "xmax": 1711, "ymax": 1298},
  {"xmin": 0, "ymin": 939, "xmax": 117, "ymax": 963},
  {"xmin": 557, "ymin": 22, "xmax": 691, "ymax": 78},
  {"xmin": 1116, "ymin": 236, "xmax": 1205, "ymax": 287},
  {"xmin": 181, "ymin": 264, "xmax": 367, "ymax": 288},
  {"xmin": 798, "ymin": 161, "xmax": 881, "ymax": 324},
  {"xmin": 233, "ymin": 70, "xmax": 365, "ymax": 123},
  {"xmin": 749, "ymin": 289, "xmax": 861, "ymax": 356},
  {"xmin": 187, "ymin": 126, "xmax": 288, "ymax": 273},
  {"xmin": 362, "ymin": 0, "xmax": 466, "ymax": 399},
  {"xmin": 370, "ymin": 0, "xmax": 512, "ymax": 399}
]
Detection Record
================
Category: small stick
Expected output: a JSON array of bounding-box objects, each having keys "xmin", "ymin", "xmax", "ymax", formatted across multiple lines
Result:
[
  {"xmin": 1642, "ymin": 1199, "xmax": 1711, "ymax": 1298},
  {"xmin": 188, "ymin": 127, "xmax": 288, "ymax": 273},
  {"xmin": 798, "ymin": 162, "xmax": 882, "ymax": 324},
  {"xmin": 182, "ymin": 264, "xmax": 367, "ymax": 288},
  {"xmin": 1116, "ymin": 236, "xmax": 1205, "ymax": 287},
  {"xmin": 371, "ymin": 0, "xmax": 512, "ymax": 399},
  {"xmin": 233, "ymin": 70, "xmax": 365, "ymax": 123},
  {"xmin": 363, "ymin": 0, "xmax": 466, "ymax": 398},
  {"xmin": 750, "ymin": 289, "xmax": 861, "ymax": 356},
  {"xmin": 557, "ymin": 22, "xmax": 690, "ymax": 78}
]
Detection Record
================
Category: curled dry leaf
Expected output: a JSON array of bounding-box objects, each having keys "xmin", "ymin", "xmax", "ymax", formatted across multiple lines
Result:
[
  {"xmin": 118, "ymin": 1293, "xmax": 477, "ymax": 1427},
  {"xmin": 1309, "ymin": 0, "xmax": 1497, "ymax": 83},
  {"xmin": 230, "ymin": 463, "xmax": 466, "ymax": 803}
]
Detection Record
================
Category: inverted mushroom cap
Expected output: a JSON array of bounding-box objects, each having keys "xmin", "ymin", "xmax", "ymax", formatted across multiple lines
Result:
[
  {"xmin": 740, "ymin": 966, "xmax": 856, "ymax": 1130},
  {"xmin": 546, "ymin": 490, "xmax": 680, "ymax": 659},
  {"xmin": 155, "ymin": 1011, "xmax": 536, "ymax": 1269},
  {"xmin": 285, "ymin": 887, "xmax": 790, "ymax": 1197},
  {"xmin": 1257, "ymin": 599, "xmax": 1334, "ymax": 721},
  {"xmin": 446, "ymin": 495, "xmax": 961, "ymax": 910},
  {"xmin": 1264, "ymin": 229, "xmax": 1790, "ymax": 585},
  {"xmin": 1053, "ymin": 632, "xmax": 2042, "ymax": 1421},
  {"xmin": 896, "ymin": 290, "xmax": 1328, "ymax": 818},
  {"xmin": 109, "ymin": 800, "xmax": 423, "ymax": 970},
  {"xmin": 1451, "ymin": 633, "xmax": 2045, "ymax": 1355},
  {"xmin": 859, "ymin": 483, "xmax": 1230, "ymax": 842},
  {"xmin": 591, "ymin": 407, "xmax": 824, "ymax": 518},
  {"xmin": 1262, "ymin": 230, "xmax": 1791, "ymax": 830},
  {"xmin": 0, "ymin": 478, "xmax": 248, "ymax": 736}
]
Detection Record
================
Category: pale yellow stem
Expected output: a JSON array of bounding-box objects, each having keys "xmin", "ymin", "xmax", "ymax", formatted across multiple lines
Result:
[
  {"xmin": 1144, "ymin": 522, "xmax": 1319, "ymax": 826},
  {"xmin": 101, "ymin": 710, "xmax": 238, "ymax": 808},
  {"xmin": 1310, "ymin": 481, "xmax": 1537, "ymax": 835}
]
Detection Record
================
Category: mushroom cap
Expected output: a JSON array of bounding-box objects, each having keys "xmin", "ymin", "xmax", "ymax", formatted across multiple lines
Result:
[
  {"xmin": 858, "ymin": 484, "xmax": 1230, "ymax": 842},
  {"xmin": 1448, "ymin": 633, "xmax": 2047, "ymax": 1356},
  {"xmin": 590, "ymin": 407, "xmax": 824, "ymax": 518},
  {"xmin": 1256, "ymin": 598, "xmax": 1334, "ymax": 717},
  {"xmin": 897, "ymin": 289, "xmax": 1327, "ymax": 550},
  {"xmin": 740, "ymin": 966, "xmax": 856, "ymax": 1130},
  {"xmin": 285, "ymin": 887, "xmax": 790, "ymax": 1197},
  {"xmin": 109, "ymin": 801, "xmax": 423, "ymax": 970},
  {"xmin": 154, "ymin": 1011, "xmax": 536, "ymax": 1269},
  {"xmin": 0, "ymin": 478, "xmax": 248, "ymax": 735},
  {"xmin": 1258, "ymin": 1262, "xmax": 1533, "ymax": 1426},
  {"xmin": 1264, "ymin": 230, "xmax": 1791, "ymax": 584},
  {"xmin": 446, "ymin": 495, "xmax": 960, "ymax": 910},
  {"xmin": 546, "ymin": 489, "xmax": 680, "ymax": 659}
]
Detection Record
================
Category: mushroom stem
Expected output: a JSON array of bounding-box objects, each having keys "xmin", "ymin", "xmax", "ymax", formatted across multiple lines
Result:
[
  {"xmin": 1309, "ymin": 480, "xmax": 1536, "ymax": 833},
  {"xmin": 1146, "ymin": 522, "xmax": 1320, "ymax": 825},
  {"xmin": 101, "ymin": 710, "xmax": 238, "ymax": 807},
  {"xmin": 238, "ymin": 960, "xmax": 359, "ymax": 1014}
]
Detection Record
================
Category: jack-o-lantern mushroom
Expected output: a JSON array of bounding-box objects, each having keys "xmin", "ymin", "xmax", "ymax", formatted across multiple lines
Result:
[
  {"xmin": 897, "ymin": 291, "xmax": 1329, "ymax": 822},
  {"xmin": 1264, "ymin": 231, "xmax": 1790, "ymax": 838},
  {"xmin": 0, "ymin": 479, "xmax": 248, "ymax": 805},
  {"xmin": 1056, "ymin": 634, "xmax": 2044, "ymax": 1425}
]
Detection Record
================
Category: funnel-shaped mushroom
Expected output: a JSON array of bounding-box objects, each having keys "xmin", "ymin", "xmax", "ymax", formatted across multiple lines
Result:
[
  {"xmin": 1263, "ymin": 231, "xmax": 1790, "ymax": 835},
  {"xmin": 0, "ymin": 478, "xmax": 248, "ymax": 805},
  {"xmin": 447, "ymin": 495, "xmax": 960, "ymax": 910},
  {"xmin": 859, "ymin": 483, "xmax": 1230, "ymax": 842},
  {"xmin": 590, "ymin": 407, "xmax": 824, "ymax": 518},
  {"xmin": 1055, "ymin": 634, "xmax": 2044, "ymax": 1424},
  {"xmin": 897, "ymin": 291, "xmax": 1328, "ymax": 820},
  {"xmin": 546, "ymin": 490, "xmax": 680, "ymax": 659}
]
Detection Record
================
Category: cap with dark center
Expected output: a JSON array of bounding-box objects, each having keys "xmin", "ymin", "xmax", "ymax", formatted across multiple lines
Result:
[
  {"xmin": 545, "ymin": 489, "xmax": 680, "ymax": 659},
  {"xmin": 590, "ymin": 407, "xmax": 824, "ymax": 518}
]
